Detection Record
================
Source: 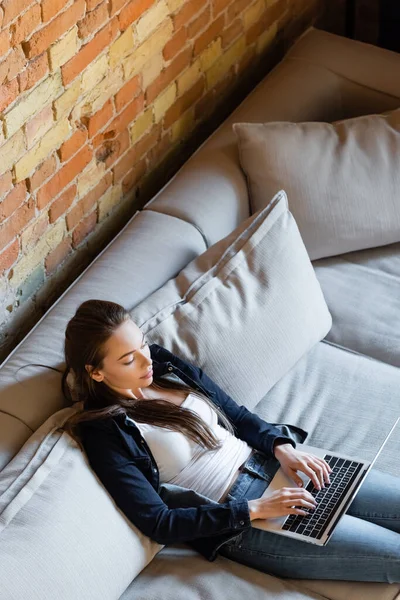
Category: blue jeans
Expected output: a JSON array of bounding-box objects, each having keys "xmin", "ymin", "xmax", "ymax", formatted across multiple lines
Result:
[{"xmin": 218, "ymin": 450, "xmax": 400, "ymax": 583}]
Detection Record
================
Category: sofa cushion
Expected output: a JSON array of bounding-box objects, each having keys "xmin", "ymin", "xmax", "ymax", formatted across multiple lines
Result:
[
  {"xmin": 254, "ymin": 339, "xmax": 400, "ymax": 479},
  {"xmin": 0, "ymin": 405, "xmax": 163, "ymax": 600},
  {"xmin": 233, "ymin": 108, "xmax": 400, "ymax": 260},
  {"xmin": 130, "ymin": 190, "xmax": 332, "ymax": 412},
  {"xmin": 313, "ymin": 242, "xmax": 400, "ymax": 368}
]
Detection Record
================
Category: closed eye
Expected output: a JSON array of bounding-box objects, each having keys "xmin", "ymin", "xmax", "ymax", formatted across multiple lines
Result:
[{"xmin": 123, "ymin": 339, "xmax": 148, "ymax": 365}]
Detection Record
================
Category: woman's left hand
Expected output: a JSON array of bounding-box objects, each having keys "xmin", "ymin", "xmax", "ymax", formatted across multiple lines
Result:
[{"xmin": 273, "ymin": 443, "xmax": 332, "ymax": 490}]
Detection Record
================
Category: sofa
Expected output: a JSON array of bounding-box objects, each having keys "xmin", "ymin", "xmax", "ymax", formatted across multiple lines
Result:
[{"xmin": 1, "ymin": 24, "xmax": 400, "ymax": 600}]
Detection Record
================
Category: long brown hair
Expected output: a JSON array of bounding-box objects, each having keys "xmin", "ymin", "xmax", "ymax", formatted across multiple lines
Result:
[{"xmin": 37, "ymin": 299, "xmax": 235, "ymax": 451}]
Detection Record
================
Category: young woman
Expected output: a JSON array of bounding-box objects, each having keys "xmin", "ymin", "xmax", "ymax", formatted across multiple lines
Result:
[{"xmin": 60, "ymin": 299, "xmax": 400, "ymax": 584}]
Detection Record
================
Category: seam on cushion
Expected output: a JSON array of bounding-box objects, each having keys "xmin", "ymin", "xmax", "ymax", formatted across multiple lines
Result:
[
  {"xmin": 0, "ymin": 409, "xmax": 33, "ymax": 434},
  {"xmin": 143, "ymin": 208, "xmax": 210, "ymax": 249},
  {"xmin": 286, "ymin": 55, "xmax": 400, "ymax": 104},
  {"xmin": 321, "ymin": 338, "xmax": 400, "ymax": 369}
]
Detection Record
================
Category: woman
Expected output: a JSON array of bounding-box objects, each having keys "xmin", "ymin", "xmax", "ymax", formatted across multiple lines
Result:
[{"xmin": 59, "ymin": 299, "xmax": 400, "ymax": 583}]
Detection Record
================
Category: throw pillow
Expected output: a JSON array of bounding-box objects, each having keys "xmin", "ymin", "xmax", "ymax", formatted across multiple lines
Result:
[
  {"xmin": 233, "ymin": 109, "xmax": 400, "ymax": 260},
  {"xmin": 130, "ymin": 190, "xmax": 332, "ymax": 411}
]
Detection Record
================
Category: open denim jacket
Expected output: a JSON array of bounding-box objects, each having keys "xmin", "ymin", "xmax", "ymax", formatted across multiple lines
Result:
[{"xmin": 78, "ymin": 343, "xmax": 309, "ymax": 561}]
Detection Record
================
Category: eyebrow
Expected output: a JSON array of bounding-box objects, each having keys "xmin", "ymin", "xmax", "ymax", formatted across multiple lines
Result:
[{"xmin": 118, "ymin": 331, "xmax": 145, "ymax": 361}]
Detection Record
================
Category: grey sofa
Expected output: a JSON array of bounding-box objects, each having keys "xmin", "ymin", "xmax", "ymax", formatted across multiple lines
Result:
[{"xmin": 1, "ymin": 25, "xmax": 400, "ymax": 600}]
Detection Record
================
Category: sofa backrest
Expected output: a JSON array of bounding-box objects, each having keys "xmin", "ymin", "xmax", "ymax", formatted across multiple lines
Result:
[{"xmin": 2, "ymin": 26, "xmax": 400, "ymax": 470}]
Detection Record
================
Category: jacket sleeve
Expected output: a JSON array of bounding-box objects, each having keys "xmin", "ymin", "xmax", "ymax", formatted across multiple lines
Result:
[
  {"xmin": 151, "ymin": 343, "xmax": 296, "ymax": 458},
  {"xmin": 79, "ymin": 420, "xmax": 251, "ymax": 546}
]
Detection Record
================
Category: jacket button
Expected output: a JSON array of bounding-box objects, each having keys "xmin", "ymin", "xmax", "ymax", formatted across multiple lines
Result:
[
  {"xmin": 239, "ymin": 521, "xmax": 244, "ymax": 526},
  {"xmin": 167, "ymin": 366, "xmax": 173, "ymax": 371},
  {"xmin": 141, "ymin": 440, "xmax": 145, "ymax": 444},
  {"xmin": 153, "ymin": 468, "xmax": 157, "ymax": 473}
]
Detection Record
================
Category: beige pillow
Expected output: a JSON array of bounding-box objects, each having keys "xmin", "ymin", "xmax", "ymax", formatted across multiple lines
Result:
[
  {"xmin": 0, "ymin": 405, "xmax": 163, "ymax": 600},
  {"xmin": 130, "ymin": 190, "xmax": 332, "ymax": 411},
  {"xmin": 233, "ymin": 109, "xmax": 400, "ymax": 260}
]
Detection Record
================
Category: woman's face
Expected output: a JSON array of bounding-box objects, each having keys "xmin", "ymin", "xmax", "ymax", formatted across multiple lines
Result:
[{"xmin": 85, "ymin": 319, "xmax": 153, "ymax": 398}]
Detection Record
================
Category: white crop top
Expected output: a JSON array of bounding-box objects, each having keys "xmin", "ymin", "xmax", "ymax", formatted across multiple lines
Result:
[{"xmin": 127, "ymin": 392, "xmax": 253, "ymax": 502}]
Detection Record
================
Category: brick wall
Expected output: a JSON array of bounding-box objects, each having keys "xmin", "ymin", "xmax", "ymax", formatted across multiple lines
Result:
[{"xmin": 0, "ymin": 0, "xmax": 325, "ymax": 364}]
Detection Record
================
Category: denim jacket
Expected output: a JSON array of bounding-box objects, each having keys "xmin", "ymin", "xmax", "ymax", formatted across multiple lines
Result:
[{"xmin": 78, "ymin": 343, "xmax": 308, "ymax": 561}]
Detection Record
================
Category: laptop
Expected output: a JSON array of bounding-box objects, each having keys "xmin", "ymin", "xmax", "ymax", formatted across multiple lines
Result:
[{"xmin": 251, "ymin": 416, "xmax": 400, "ymax": 546}]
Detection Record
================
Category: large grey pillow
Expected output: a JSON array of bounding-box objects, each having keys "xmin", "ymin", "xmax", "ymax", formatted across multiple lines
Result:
[
  {"xmin": 130, "ymin": 190, "xmax": 332, "ymax": 411},
  {"xmin": 233, "ymin": 109, "xmax": 400, "ymax": 260}
]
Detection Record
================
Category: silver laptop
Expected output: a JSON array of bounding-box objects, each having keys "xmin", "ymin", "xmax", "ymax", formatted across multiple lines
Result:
[{"xmin": 251, "ymin": 416, "xmax": 400, "ymax": 546}]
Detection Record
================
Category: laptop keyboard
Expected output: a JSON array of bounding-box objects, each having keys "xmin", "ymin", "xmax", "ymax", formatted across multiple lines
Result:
[{"xmin": 281, "ymin": 454, "xmax": 364, "ymax": 540}]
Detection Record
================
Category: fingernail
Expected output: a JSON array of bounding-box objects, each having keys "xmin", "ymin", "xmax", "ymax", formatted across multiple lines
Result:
[{"xmin": 298, "ymin": 482, "xmax": 303, "ymax": 487}]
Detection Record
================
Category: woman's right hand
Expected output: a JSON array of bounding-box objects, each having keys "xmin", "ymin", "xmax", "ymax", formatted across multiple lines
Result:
[{"xmin": 247, "ymin": 487, "xmax": 318, "ymax": 521}]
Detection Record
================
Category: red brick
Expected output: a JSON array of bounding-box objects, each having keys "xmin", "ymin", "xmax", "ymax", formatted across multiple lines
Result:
[
  {"xmin": 0, "ymin": 78, "xmax": 18, "ymax": 112},
  {"xmin": 25, "ymin": 104, "xmax": 53, "ymax": 149},
  {"xmin": 164, "ymin": 77, "xmax": 204, "ymax": 128},
  {"xmin": 22, "ymin": 0, "xmax": 85, "ymax": 59},
  {"xmin": 163, "ymin": 27, "xmax": 187, "ymax": 62},
  {"xmin": 72, "ymin": 209, "xmax": 97, "ymax": 248},
  {"xmin": 0, "ymin": 238, "xmax": 19, "ymax": 274},
  {"xmin": 0, "ymin": 171, "xmax": 13, "ymax": 198},
  {"xmin": 41, "ymin": 0, "xmax": 67, "ymax": 23},
  {"xmin": 146, "ymin": 46, "xmax": 192, "ymax": 103},
  {"xmin": 121, "ymin": 157, "xmax": 146, "ymax": 196},
  {"xmin": 103, "ymin": 93, "xmax": 144, "ymax": 137},
  {"xmin": 58, "ymin": 127, "xmax": 88, "ymax": 162},
  {"xmin": 193, "ymin": 14, "xmax": 224, "ymax": 55},
  {"xmin": 114, "ymin": 75, "xmax": 140, "ymax": 112},
  {"xmin": 0, "ymin": 47, "xmax": 27, "ymax": 86},
  {"xmin": 173, "ymin": 0, "xmax": 208, "ymax": 30},
  {"xmin": 0, "ymin": 29, "xmax": 11, "ymax": 56},
  {"xmin": 67, "ymin": 172, "xmax": 112, "ymax": 230},
  {"xmin": 187, "ymin": 5, "xmax": 210, "ymax": 39},
  {"xmin": 146, "ymin": 130, "xmax": 172, "ymax": 169},
  {"xmin": 11, "ymin": 4, "xmax": 42, "ymax": 46},
  {"xmin": 110, "ymin": 0, "xmax": 128, "ymax": 16},
  {"xmin": 18, "ymin": 52, "xmax": 49, "ymax": 93},
  {"xmin": 37, "ymin": 146, "xmax": 93, "ymax": 210},
  {"xmin": 28, "ymin": 155, "xmax": 57, "ymax": 192},
  {"xmin": 0, "ymin": 199, "xmax": 35, "ymax": 252},
  {"xmin": 95, "ymin": 129, "xmax": 130, "ymax": 169},
  {"xmin": 119, "ymin": 0, "xmax": 154, "ymax": 31},
  {"xmin": 2, "ymin": 0, "xmax": 33, "ymax": 26},
  {"xmin": 61, "ymin": 17, "xmax": 119, "ymax": 85},
  {"xmin": 45, "ymin": 235, "xmax": 72, "ymax": 275},
  {"xmin": 83, "ymin": 98, "xmax": 114, "ymax": 138},
  {"xmin": 0, "ymin": 182, "xmax": 27, "ymax": 221},
  {"xmin": 78, "ymin": 1, "xmax": 109, "ymax": 39},
  {"xmin": 87, "ymin": 0, "xmax": 104, "ymax": 10},
  {"xmin": 222, "ymin": 17, "xmax": 242, "ymax": 48},
  {"xmin": 49, "ymin": 185, "xmax": 76, "ymax": 223},
  {"xmin": 226, "ymin": 0, "xmax": 247, "ymax": 24},
  {"xmin": 212, "ymin": 0, "xmax": 230, "ymax": 17},
  {"xmin": 113, "ymin": 123, "xmax": 160, "ymax": 181}
]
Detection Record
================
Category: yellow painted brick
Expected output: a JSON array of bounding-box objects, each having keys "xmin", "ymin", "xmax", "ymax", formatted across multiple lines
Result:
[
  {"xmin": 81, "ymin": 54, "xmax": 109, "ymax": 94},
  {"xmin": 153, "ymin": 82, "xmax": 176, "ymax": 123},
  {"xmin": 0, "ymin": 130, "xmax": 25, "ymax": 177},
  {"xmin": 136, "ymin": 1, "xmax": 169, "ymax": 43},
  {"xmin": 25, "ymin": 105, "xmax": 54, "ymax": 150},
  {"xmin": 199, "ymin": 38, "xmax": 222, "ymax": 72},
  {"xmin": 243, "ymin": 0, "xmax": 265, "ymax": 30},
  {"xmin": 129, "ymin": 108, "xmax": 154, "ymax": 144},
  {"xmin": 123, "ymin": 18, "xmax": 173, "ymax": 80},
  {"xmin": 166, "ymin": 0, "xmax": 185, "ymax": 11},
  {"xmin": 256, "ymin": 21, "xmax": 278, "ymax": 54},
  {"xmin": 76, "ymin": 159, "xmax": 106, "ymax": 199},
  {"xmin": 206, "ymin": 35, "xmax": 246, "ymax": 89},
  {"xmin": 74, "ymin": 65, "xmax": 123, "ymax": 119},
  {"xmin": 21, "ymin": 212, "xmax": 48, "ymax": 252},
  {"xmin": 49, "ymin": 26, "xmax": 79, "ymax": 71},
  {"xmin": 10, "ymin": 220, "xmax": 65, "ymax": 287},
  {"xmin": 109, "ymin": 26, "xmax": 134, "ymax": 69},
  {"xmin": 4, "ymin": 73, "xmax": 63, "ymax": 138},
  {"xmin": 141, "ymin": 53, "xmax": 163, "ymax": 89},
  {"xmin": 177, "ymin": 58, "xmax": 201, "ymax": 95},
  {"xmin": 53, "ymin": 78, "xmax": 81, "ymax": 119},
  {"xmin": 171, "ymin": 107, "xmax": 195, "ymax": 143},
  {"xmin": 98, "ymin": 183, "xmax": 122, "ymax": 222},
  {"xmin": 15, "ymin": 119, "xmax": 70, "ymax": 182}
]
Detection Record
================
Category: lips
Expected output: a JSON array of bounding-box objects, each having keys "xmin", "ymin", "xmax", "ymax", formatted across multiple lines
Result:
[{"xmin": 142, "ymin": 368, "xmax": 153, "ymax": 379}]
